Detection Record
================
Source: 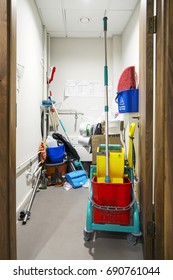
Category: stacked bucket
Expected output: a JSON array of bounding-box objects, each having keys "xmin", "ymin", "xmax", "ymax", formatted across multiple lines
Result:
[{"xmin": 45, "ymin": 136, "xmax": 67, "ymax": 185}]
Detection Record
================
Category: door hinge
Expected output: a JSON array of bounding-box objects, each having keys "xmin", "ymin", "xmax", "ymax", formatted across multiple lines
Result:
[
  {"xmin": 147, "ymin": 221, "xmax": 155, "ymax": 238},
  {"xmin": 148, "ymin": 15, "xmax": 157, "ymax": 34}
]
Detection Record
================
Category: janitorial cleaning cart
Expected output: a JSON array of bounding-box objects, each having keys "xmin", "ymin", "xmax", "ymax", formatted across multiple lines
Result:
[
  {"xmin": 83, "ymin": 17, "xmax": 141, "ymax": 245},
  {"xmin": 84, "ymin": 124, "xmax": 141, "ymax": 245}
]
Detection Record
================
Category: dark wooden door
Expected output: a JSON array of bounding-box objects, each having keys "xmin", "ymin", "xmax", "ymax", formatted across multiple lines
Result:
[
  {"xmin": 140, "ymin": 0, "xmax": 173, "ymax": 260},
  {"xmin": 0, "ymin": 0, "xmax": 17, "ymax": 260}
]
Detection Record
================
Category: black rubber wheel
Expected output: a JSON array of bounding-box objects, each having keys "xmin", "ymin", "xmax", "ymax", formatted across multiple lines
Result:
[
  {"xmin": 83, "ymin": 229, "xmax": 93, "ymax": 241},
  {"xmin": 18, "ymin": 210, "xmax": 26, "ymax": 220},
  {"xmin": 127, "ymin": 233, "xmax": 137, "ymax": 246}
]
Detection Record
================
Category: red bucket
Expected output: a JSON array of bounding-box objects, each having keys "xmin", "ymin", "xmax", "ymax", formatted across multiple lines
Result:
[{"xmin": 92, "ymin": 176, "xmax": 132, "ymax": 225}]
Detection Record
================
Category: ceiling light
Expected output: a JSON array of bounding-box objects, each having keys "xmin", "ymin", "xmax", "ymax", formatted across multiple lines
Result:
[{"xmin": 80, "ymin": 17, "xmax": 91, "ymax": 24}]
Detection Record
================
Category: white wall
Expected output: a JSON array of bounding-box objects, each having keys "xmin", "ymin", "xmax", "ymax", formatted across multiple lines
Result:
[
  {"xmin": 112, "ymin": 35, "xmax": 122, "ymax": 91},
  {"xmin": 16, "ymin": 0, "xmax": 43, "ymax": 210},
  {"xmin": 50, "ymin": 38, "xmax": 115, "ymax": 136},
  {"xmin": 122, "ymin": 2, "xmax": 140, "ymax": 79},
  {"xmin": 111, "ymin": 35, "xmax": 122, "ymax": 114}
]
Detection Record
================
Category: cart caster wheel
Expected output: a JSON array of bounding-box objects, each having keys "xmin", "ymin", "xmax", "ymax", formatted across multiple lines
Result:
[
  {"xmin": 127, "ymin": 233, "xmax": 137, "ymax": 246},
  {"xmin": 83, "ymin": 229, "xmax": 93, "ymax": 241},
  {"xmin": 18, "ymin": 210, "xmax": 26, "ymax": 220}
]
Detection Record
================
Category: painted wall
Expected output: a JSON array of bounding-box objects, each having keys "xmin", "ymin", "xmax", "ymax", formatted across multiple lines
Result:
[
  {"xmin": 122, "ymin": 2, "xmax": 140, "ymax": 80},
  {"xmin": 50, "ymin": 38, "xmax": 114, "ymax": 137},
  {"xmin": 16, "ymin": 0, "xmax": 43, "ymax": 211}
]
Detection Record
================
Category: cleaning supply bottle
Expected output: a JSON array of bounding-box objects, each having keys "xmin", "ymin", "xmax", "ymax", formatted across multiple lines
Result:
[{"xmin": 46, "ymin": 135, "xmax": 57, "ymax": 147}]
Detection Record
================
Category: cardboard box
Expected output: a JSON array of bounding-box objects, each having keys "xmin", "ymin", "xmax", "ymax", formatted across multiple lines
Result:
[{"xmin": 91, "ymin": 134, "xmax": 121, "ymax": 164}]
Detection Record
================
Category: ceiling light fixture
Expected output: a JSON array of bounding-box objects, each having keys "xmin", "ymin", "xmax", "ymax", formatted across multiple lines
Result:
[{"xmin": 80, "ymin": 16, "xmax": 91, "ymax": 24}]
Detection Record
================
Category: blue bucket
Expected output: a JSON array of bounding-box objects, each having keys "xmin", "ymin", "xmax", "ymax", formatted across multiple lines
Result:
[
  {"xmin": 47, "ymin": 144, "xmax": 65, "ymax": 163},
  {"xmin": 117, "ymin": 89, "xmax": 139, "ymax": 113}
]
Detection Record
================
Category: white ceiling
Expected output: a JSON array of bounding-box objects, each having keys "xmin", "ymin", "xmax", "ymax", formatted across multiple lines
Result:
[{"xmin": 35, "ymin": 0, "xmax": 139, "ymax": 38}]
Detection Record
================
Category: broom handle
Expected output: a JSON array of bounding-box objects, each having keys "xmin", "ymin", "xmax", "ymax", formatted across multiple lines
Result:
[
  {"xmin": 103, "ymin": 17, "xmax": 110, "ymax": 182},
  {"xmin": 52, "ymin": 103, "xmax": 71, "ymax": 143},
  {"xmin": 49, "ymin": 92, "xmax": 71, "ymax": 143}
]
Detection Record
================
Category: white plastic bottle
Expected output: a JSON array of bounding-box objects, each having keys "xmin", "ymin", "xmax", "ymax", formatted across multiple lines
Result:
[{"xmin": 46, "ymin": 135, "xmax": 57, "ymax": 147}]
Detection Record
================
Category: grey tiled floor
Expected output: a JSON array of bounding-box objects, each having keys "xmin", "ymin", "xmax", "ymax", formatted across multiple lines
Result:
[{"xmin": 17, "ymin": 186, "xmax": 143, "ymax": 260}]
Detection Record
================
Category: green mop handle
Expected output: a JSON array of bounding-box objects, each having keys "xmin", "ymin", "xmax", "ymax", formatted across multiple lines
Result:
[
  {"xmin": 103, "ymin": 16, "xmax": 107, "ymax": 32},
  {"xmin": 103, "ymin": 16, "xmax": 110, "ymax": 182},
  {"xmin": 103, "ymin": 17, "xmax": 108, "ymax": 87}
]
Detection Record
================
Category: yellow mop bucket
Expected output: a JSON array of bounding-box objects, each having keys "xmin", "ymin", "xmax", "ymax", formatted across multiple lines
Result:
[{"xmin": 96, "ymin": 144, "xmax": 124, "ymax": 183}]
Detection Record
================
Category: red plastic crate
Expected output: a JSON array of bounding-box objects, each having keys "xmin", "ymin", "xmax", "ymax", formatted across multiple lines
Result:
[{"xmin": 92, "ymin": 176, "xmax": 132, "ymax": 225}]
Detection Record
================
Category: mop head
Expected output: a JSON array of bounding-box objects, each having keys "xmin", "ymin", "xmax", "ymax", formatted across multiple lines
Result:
[{"xmin": 117, "ymin": 66, "xmax": 136, "ymax": 92}]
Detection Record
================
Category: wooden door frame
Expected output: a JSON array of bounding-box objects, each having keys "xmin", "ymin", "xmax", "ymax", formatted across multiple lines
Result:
[
  {"xmin": 155, "ymin": 0, "xmax": 173, "ymax": 260},
  {"xmin": 0, "ymin": 0, "xmax": 16, "ymax": 260},
  {"xmin": 154, "ymin": 0, "xmax": 165, "ymax": 260},
  {"xmin": 139, "ymin": 0, "xmax": 154, "ymax": 260},
  {"xmin": 163, "ymin": 0, "xmax": 173, "ymax": 260}
]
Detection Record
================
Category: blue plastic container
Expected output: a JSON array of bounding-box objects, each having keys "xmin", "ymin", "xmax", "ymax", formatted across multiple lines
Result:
[
  {"xmin": 65, "ymin": 170, "xmax": 88, "ymax": 188},
  {"xmin": 47, "ymin": 144, "xmax": 65, "ymax": 163},
  {"xmin": 117, "ymin": 89, "xmax": 139, "ymax": 113}
]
